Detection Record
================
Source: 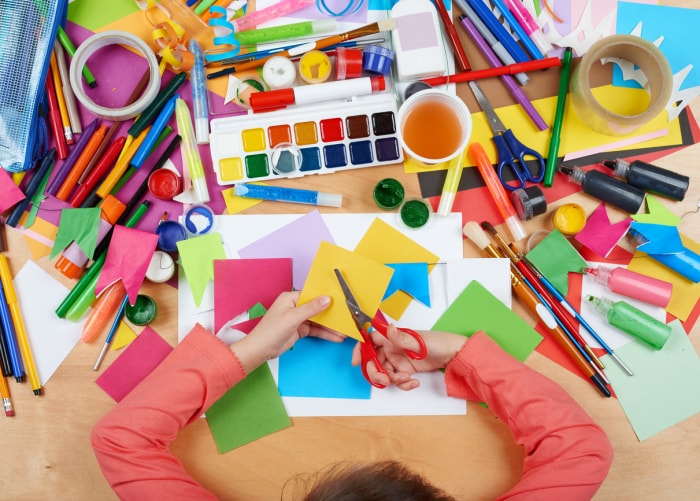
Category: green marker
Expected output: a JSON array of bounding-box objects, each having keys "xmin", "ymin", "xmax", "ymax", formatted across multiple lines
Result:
[
  {"xmin": 57, "ymin": 26, "xmax": 97, "ymax": 88},
  {"xmin": 543, "ymin": 47, "xmax": 573, "ymax": 187},
  {"xmin": 128, "ymin": 71, "xmax": 187, "ymax": 139}
]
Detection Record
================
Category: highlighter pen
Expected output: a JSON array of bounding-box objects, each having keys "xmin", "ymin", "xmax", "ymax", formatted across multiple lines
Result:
[
  {"xmin": 0, "ymin": 255, "xmax": 41, "ymax": 395},
  {"xmin": 235, "ymin": 19, "xmax": 336, "ymax": 46},
  {"xmin": 93, "ymin": 294, "xmax": 129, "ymax": 371},
  {"xmin": 454, "ymin": 0, "xmax": 528, "ymax": 85},
  {"xmin": 234, "ymin": 183, "xmax": 342, "ymax": 207},
  {"xmin": 173, "ymin": 98, "xmax": 210, "ymax": 204},
  {"xmin": 464, "ymin": 0, "xmax": 529, "ymax": 64},
  {"xmin": 469, "ymin": 142, "xmax": 527, "ymax": 241},
  {"xmin": 189, "ymin": 39, "xmax": 210, "ymax": 144},
  {"xmin": 437, "ymin": 148, "xmax": 466, "ymax": 216},
  {"xmin": 503, "ymin": 0, "xmax": 553, "ymax": 56},
  {"xmin": 491, "ymin": 0, "xmax": 543, "ymax": 60},
  {"xmin": 231, "ymin": 0, "xmax": 315, "ymax": 33},
  {"xmin": 0, "ymin": 280, "xmax": 25, "ymax": 381},
  {"xmin": 57, "ymin": 26, "xmax": 97, "ymax": 88},
  {"xmin": 250, "ymin": 76, "xmax": 385, "ymax": 111},
  {"xmin": 131, "ymin": 94, "xmax": 179, "ymax": 169},
  {"xmin": 543, "ymin": 47, "xmax": 573, "ymax": 187}
]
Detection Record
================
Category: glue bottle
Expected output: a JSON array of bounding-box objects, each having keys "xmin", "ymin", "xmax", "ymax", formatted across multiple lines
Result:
[
  {"xmin": 586, "ymin": 295, "xmax": 671, "ymax": 350},
  {"xmin": 390, "ymin": 0, "xmax": 447, "ymax": 81},
  {"xmin": 602, "ymin": 159, "xmax": 689, "ymax": 201},
  {"xmin": 558, "ymin": 166, "xmax": 646, "ymax": 214},
  {"xmin": 627, "ymin": 228, "xmax": 700, "ymax": 283},
  {"xmin": 583, "ymin": 265, "xmax": 672, "ymax": 308}
]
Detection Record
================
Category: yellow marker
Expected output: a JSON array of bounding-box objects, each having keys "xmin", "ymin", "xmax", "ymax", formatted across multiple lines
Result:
[
  {"xmin": 96, "ymin": 126, "xmax": 151, "ymax": 199},
  {"xmin": 0, "ymin": 255, "xmax": 41, "ymax": 395}
]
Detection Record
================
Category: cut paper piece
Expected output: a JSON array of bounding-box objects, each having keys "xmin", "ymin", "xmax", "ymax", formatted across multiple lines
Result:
[
  {"xmin": 383, "ymin": 263, "xmax": 430, "ymax": 307},
  {"xmin": 178, "ymin": 232, "xmax": 226, "ymax": 307},
  {"xmin": 67, "ymin": 0, "xmax": 140, "ymax": 32},
  {"xmin": 25, "ymin": 163, "xmax": 53, "ymax": 229},
  {"xmin": 50, "ymin": 207, "xmax": 101, "ymax": 259},
  {"xmin": 630, "ymin": 222, "xmax": 685, "ymax": 255},
  {"xmin": 563, "ymin": 128, "xmax": 669, "ymax": 161},
  {"xmin": 0, "ymin": 167, "xmax": 25, "ymax": 213},
  {"xmin": 95, "ymin": 327, "xmax": 173, "ymax": 402},
  {"xmin": 354, "ymin": 218, "xmax": 439, "ymax": 319},
  {"xmin": 16, "ymin": 216, "xmax": 58, "ymax": 260},
  {"xmin": 213, "ymin": 258, "xmax": 292, "ymax": 332},
  {"xmin": 96, "ymin": 225, "xmax": 158, "ymax": 303},
  {"xmin": 627, "ymin": 233, "xmax": 700, "ymax": 322},
  {"xmin": 278, "ymin": 337, "xmax": 370, "ymax": 399},
  {"xmin": 538, "ymin": 0, "xmax": 616, "ymax": 57},
  {"xmin": 12, "ymin": 260, "xmax": 82, "ymax": 385},
  {"xmin": 579, "ymin": 263, "xmax": 666, "ymax": 351},
  {"xmin": 632, "ymin": 195, "xmax": 682, "ymax": 226},
  {"xmin": 237, "ymin": 210, "xmax": 335, "ymax": 291},
  {"xmin": 248, "ymin": 302, "xmax": 267, "ymax": 319},
  {"xmin": 110, "ymin": 321, "xmax": 137, "ymax": 351},
  {"xmin": 432, "ymin": 281, "xmax": 542, "ymax": 362},
  {"xmin": 298, "ymin": 241, "xmax": 394, "ymax": 342},
  {"xmin": 575, "ymin": 204, "xmax": 632, "ymax": 258},
  {"xmin": 526, "ymin": 229, "xmax": 588, "ymax": 296},
  {"xmin": 222, "ymin": 185, "xmax": 263, "ymax": 214},
  {"xmin": 665, "ymin": 64, "xmax": 700, "ymax": 122},
  {"xmin": 404, "ymin": 85, "xmax": 682, "ymax": 175},
  {"xmin": 445, "ymin": 258, "xmax": 511, "ymax": 307},
  {"xmin": 602, "ymin": 320, "xmax": 700, "ymax": 441},
  {"xmin": 205, "ymin": 362, "xmax": 291, "ymax": 453}
]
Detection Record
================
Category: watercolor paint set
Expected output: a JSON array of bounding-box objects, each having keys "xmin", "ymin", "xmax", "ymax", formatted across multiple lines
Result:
[{"xmin": 208, "ymin": 92, "xmax": 403, "ymax": 185}]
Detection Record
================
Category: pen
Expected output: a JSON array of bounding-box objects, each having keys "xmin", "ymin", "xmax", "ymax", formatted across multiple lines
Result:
[
  {"xmin": 189, "ymin": 39, "xmax": 210, "ymax": 144},
  {"xmin": 49, "ymin": 50, "xmax": 73, "ymax": 145},
  {"xmin": 503, "ymin": 0, "xmax": 553, "ymax": 56},
  {"xmin": 55, "ymin": 124, "xmax": 108, "ymax": 201},
  {"xmin": 173, "ymin": 98, "xmax": 210, "ymax": 204},
  {"xmin": 543, "ymin": 47, "xmax": 573, "ymax": 187},
  {"xmin": 454, "ymin": 0, "xmax": 528, "ymax": 85},
  {"xmin": 45, "ymin": 70, "xmax": 68, "ymax": 159},
  {"xmin": 233, "ymin": 183, "xmax": 343, "ymax": 207},
  {"xmin": 437, "ymin": 148, "xmax": 467, "ymax": 216},
  {"xmin": 131, "ymin": 94, "xmax": 179, "ymax": 169},
  {"xmin": 491, "ymin": 0, "xmax": 543, "ymax": 60},
  {"xmin": 68, "ymin": 136, "xmax": 127, "ymax": 208},
  {"xmin": 128, "ymin": 71, "xmax": 187, "ymax": 139},
  {"xmin": 0, "ymin": 255, "xmax": 41, "ymax": 395},
  {"xmin": 54, "ymin": 43, "xmax": 82, "ymax": 135},
  {"xmin": 57, "ymin": 26, "xmax": 97, "ymax": 88},
  {"xmin": 463, "ymin": 0, "xmax": 530, "ymax": 64},
  {"xmin": 432, "ymin": 0, "xmax": 471, "ymax": 71},
  {"xmin": 47, "ymin": 118, "xmax": 100, "ymax": 196},
  {"xmin": 458, "ymin": 14, "xmax": 547, "ymax": 131},
  {"xmin": 421, "ymin": 56, "xmax": 560, "ymax": 86},
  {"xmin": 0, "ymin": 280, "xmax": 25, "ymax": 381},
  {"xmin": 6, "ymin": 148, "xmax": 56, "ymax": 228},
  {"xmin": 93, "ymin": 294, "xmax": 129, "ymax": 371},
  {"xmin": 0, "ymin": 370, "xmax": 14, "ymax": 416},
  {"xmin": 468, "ymin": 142, "xmax": 527, "ymax": 242}
]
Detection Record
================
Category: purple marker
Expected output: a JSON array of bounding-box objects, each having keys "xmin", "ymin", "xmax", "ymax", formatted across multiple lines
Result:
[
  {"xmin": 46, "ymin": 117, "xmax": 100, "ymax": 195},
  {"xmin": 459, "ymin": 14, "xmax": 547, "ymax": 131}
]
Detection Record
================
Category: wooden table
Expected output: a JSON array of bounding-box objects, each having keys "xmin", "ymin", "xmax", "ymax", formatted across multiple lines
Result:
[{"xmin": 3, "ymin": 2, "xmax": 700, "ymax": 499}]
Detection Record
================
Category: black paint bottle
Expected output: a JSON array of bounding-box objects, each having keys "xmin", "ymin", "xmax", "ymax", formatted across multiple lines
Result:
[
  {"xmin": 603, "ymin": 159, "xmax": 689, "ymax": 201},
  {"xmin": 558, "ymin": 166, "xmax": 646, "ymax": 214}
]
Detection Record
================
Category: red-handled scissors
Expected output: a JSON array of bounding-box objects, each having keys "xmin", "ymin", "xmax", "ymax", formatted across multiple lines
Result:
[{"xmin": 334, "ymin": 269, "xmax": 427, "ymax": 388}]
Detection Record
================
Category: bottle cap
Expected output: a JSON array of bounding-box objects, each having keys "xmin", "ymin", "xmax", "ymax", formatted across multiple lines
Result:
[
  {"xmin": 335, "ymin": 47, "xmax": 363, "ymax": 80},
  {"xmin": 373, "ymin": 178, "xmax": 405, "ymax": 210},
  {"xmin": 362, "ymin": 44, "xmax": 395, "ymax": 75},
  {"xmin": 552, "ymin": 203, "xmax": 587, "ymax": 236},
  {"xmin": 299, "ymin": 50, "xmax": 332, "ymax": 84},
  {"xmin": 148, "ymin": 168, "xmax": 182, "ymax": 200},
  {"xmin": 400, "ymin": 198, "xmax": 432, "ymax": 229},
  {"xmin": 125, "ymin": 294, "xmax": 158, "ymax": 326},
  {"xmin": 146, "ymin": 250, "xmax": 176, "ymax": 283},
  {"xmin": 510, "ymin": 186, "xmax": 547, "ymax": 221},
  {"xmin": 155, "ymin": 220, "xmax": 188, "ymax": 252}
]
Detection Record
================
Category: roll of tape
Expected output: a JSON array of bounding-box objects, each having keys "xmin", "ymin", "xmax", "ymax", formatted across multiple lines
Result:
[
  {"xmin": 69, "ymin": 30, "xmax": 161, "ymax": 121},
  {"xmin": 570, "ymin": 34, "xmax": 672, "ymax": 136}
]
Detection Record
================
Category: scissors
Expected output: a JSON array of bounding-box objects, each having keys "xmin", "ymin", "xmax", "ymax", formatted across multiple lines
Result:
[
  {"xmin": 469, "ymin": 81, "xmax": 546, "ymax": 191},
  {"xmin": 334, "ymin": 269, "xmax": 427, "ymax": 388}
]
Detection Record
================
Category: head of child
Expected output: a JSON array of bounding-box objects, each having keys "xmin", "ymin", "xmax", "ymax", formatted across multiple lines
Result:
[{"xmin": 283, "ymin": 460, "xmax": 455, "ymax": 500}]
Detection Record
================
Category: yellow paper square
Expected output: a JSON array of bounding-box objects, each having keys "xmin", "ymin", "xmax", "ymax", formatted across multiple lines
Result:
[{"xmin": 298, "ymin": 241, "xmax": 394, "ymax": 341}]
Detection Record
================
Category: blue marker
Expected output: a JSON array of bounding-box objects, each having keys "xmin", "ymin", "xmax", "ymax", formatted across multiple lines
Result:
[
  {"xmin": 464, "ymin": 0, "xmax": 530, "ymax": 63},
  {"xmin": 0, "ymin": 280, "xmax": 24, "ymax": 381},
  {"xmin": 189, "ymin": 39, "xmax": 210, "ymax": 144},
  {"xmin": 233, "ymin": 183, "xmax": 342, "ymax": 207},
  {"xmin": 130, "ymin": 93, "xmax": 179, "ymax": 169},
  {"xmin": 491, "ymin": 0, "xmax": 543, "ymax": 60}
]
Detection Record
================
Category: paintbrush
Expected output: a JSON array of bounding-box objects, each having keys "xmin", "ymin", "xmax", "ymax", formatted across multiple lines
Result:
[{"xmin": 208, "ymin": 18, "xmax": 397, "ymax": 78}]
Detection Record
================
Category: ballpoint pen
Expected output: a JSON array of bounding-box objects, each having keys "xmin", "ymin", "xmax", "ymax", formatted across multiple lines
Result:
[
  {"xmin": 432, "ymin": 0, "xmax": 471, "ymax": 71},
  {"xmin": 173, "ymin": 98, "xmax": 210, "ymax": 204},
  {"xmin": 93, "ymin": 294, "xmax": 129, "ymax": 371},
  {"xmin": 189, "ymin": 39, "xmax": 210, "ymax": 144},
  {"xmin": 544, "ymin": 47, "xmax": 573, "ymax": 187},
  {"xmin": 0, "ymin": 255, "xmax": 41, "ymax": 395}
]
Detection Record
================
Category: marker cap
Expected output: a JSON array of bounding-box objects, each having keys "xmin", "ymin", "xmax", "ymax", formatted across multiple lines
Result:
[
  {"xmin": 511, "ymin": 186, "xmax": 547, "ymax": 221},
  {"xmin": 362, "ymin": 44, "xmax": 395, "ymax": 75},
  {"xmin": 316, "ymin": 192, "xmax": 343, "ymax": 208},
  {"xmin": 335, "ymin": 47, "xmax": 363, "ymax": 80},
  {"xmin": 195, "ymin": 117, "xmax": 209, "ymax": 144}
]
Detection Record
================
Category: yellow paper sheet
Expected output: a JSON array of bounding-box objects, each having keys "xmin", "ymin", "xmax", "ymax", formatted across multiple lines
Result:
[
  {"xmin": 222, "ymin": 186, "xmax": 263, "ymax": 214},
  {"xmin": 111, "ymin": 321, "xmax": 137, "ymax": 350},
  {"xmin": 298, "ymin": 241, "xmax": 394, "ymax": 341}
]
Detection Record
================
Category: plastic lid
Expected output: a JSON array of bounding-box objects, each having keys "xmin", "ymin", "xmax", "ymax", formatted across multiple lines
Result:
[
  {"xmin": 316, "ymin": 192, "xmax": 343, "ymax": 208},
  {"xmin": 510, "ymin": 186, "xmax": 547, "ymax": 221},
  {"xmin": 155, "ymin": 220, "xmax": 188, "ymax": 252},
  {"xmin": 400, "ymin": 198, "xmax": 431, "ymax": 229},
  {"xmin": 148, "ymin": 168, "xmax": 182, "ymax": 200},
  {"xmin": 362, "ymin": 44, "xmax": 395, "ymax": 75},
  {"xmin": 373, "ymin": 178, "xmax": 404, "ymax": 210},
  {"xmin": 125, "ymin": 294, "xmax": 158, "ymax": 326},
  {"xmin": 195, "ymin": 117, "xmax": 209, "ymax": 144},
  {"xmin": 335, "ymin": 46, "xmax": 363, "ymax": 80},
  {"xmin": 552, "ymin": 203, "xmax": 587, "ymax": 236},
  {"xmin": 146, "ymin": 250, "xmax": 176, "ymax": 283},
  {"xmin": 184, "ymin": 204, "xmax": 215, "ymax": 235},
  {"xmin": 299, "ymin": 50, "xmax": 332, "ymax": 84}
]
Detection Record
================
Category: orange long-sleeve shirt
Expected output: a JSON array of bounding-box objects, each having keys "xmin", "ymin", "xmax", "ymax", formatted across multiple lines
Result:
[{"xmin": 92, "ymin": 326, "xmax": 612, "ymax": 500}]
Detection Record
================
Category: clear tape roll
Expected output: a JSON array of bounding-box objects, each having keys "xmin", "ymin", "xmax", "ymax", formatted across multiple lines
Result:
[
  {"xmin": 570, "ymin": 34, "xmax": 673, "ymax": 136},
  {"xmin": 69, "ymin": 30, "xmax": 161, "ymax": 121}
]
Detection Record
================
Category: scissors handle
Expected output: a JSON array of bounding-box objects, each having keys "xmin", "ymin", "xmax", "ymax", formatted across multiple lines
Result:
[
  {"xmin": 494, "ymin": 130, "xmax": 546, "ymax": 191},
  {"xmin": 371, "ymin": 315, "xmax": 427, "ymax": 361}
]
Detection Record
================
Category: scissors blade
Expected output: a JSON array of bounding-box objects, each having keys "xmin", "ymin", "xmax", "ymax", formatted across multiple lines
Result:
[
  {"xmin": 468, "ymin": 81, "xmax": 507, "ymax": 135},
  {"xmin": 333, "ymin": 269, "xmax": 372, "ymax": 328}
]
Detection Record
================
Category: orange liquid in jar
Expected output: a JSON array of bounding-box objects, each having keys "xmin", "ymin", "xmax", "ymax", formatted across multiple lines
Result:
[{"xmin": 402, "ymin": 99, "xmax": 464, "ymax": 160}]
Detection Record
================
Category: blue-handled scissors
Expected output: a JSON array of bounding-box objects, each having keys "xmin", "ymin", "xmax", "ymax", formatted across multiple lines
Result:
[
  {"xmin": 334, "ymin": 269, "xmax": 427, "ymax": 388},
  {"xmin": 469, "ymin": 81, "xmax": 545, "ymax": 191}
]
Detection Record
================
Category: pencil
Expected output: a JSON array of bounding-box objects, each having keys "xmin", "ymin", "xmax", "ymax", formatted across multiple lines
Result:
[
  {"xmin": 54, "ymin": 43, "xmax": 82, "ymax": 135},
  {"xmin": 543, "ymin": 47, "xmax": 573, "ymax": 187},
  {"xmin": 0, "ymin": 255, "xmax": 42, "ymax": 396},
  {"xmin": 45, "ymin": 70, "xmax": 68, "ymax": 159},
  {"xmin": 210, "ymin": 18, "xmax": 397, "ymax": 77},
  {"xmin": 49, "ymin": 50, "xmax": 73, "ymax": 145},
  {"xmin": 0, "ymin": 371, "xmax": 14, "ymax": 417}
]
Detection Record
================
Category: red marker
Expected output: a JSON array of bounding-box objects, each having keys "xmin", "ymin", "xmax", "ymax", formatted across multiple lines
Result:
[
  {"xmin": 250, "ymin": 76, "xmax": 385, "ymax": 111},
  {"xmin": 68, "ymin": 136, "xmax": 126, "ymax": 208}
]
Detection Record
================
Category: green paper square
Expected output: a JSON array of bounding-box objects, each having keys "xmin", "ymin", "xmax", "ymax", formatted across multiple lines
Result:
[{"xmin": 526, "ymin": 229, "xmax": 587, "ymax": 296}]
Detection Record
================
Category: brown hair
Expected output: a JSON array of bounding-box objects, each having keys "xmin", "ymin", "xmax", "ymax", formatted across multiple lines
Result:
[{"xmin": 282, "ymin": 460, "xmax": 456, "ymax": 501}]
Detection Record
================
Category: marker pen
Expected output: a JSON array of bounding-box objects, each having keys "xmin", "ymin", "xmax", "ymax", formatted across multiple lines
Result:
[
  {"xmin": 503, "ymin": 0, "xmax": 553, "ymax": 55},
  {"xmin": 583, "ymin": 265, "xmax": 672, "ymax": 308},
  {"xmin": 249, "ymin": 76, "xmax": 385, "ymax": 111},
  {"xmin": 233, "ymin": 183, "xmax": 342, "ymax": 207},
  {"xmin": 602, "ymin": 158, "xmax": 689, "ymax": 201},
  {"xmin": 130, "ymin": 94, "xmax": 178, "ymax": 170},
  {"xmin": 234, "ymin": 19, "xmax": 336, "ymax": 46},
  {"xmin": 558, "ymin": 166, "xmax": 645, "ymax": 214},
  {"xmin": 173, "ymin": 98, "xmax": 210, "ymax": 204},
  {"xmin": 492, "ymin": 0, "xmax": 543, "ymax": 59}
]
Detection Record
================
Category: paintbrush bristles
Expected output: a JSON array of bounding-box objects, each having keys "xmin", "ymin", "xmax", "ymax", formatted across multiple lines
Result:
[
  {"xmin": 463, "ymin": 221, "xmax": 491, "ymax": 250},
  {"xmin": 344, "ymin": 19, "xmax": 397, "ymax": 41},
  {"xmin": 377, "ymin": 18, "xmax": 397, "ymax": 32}
]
